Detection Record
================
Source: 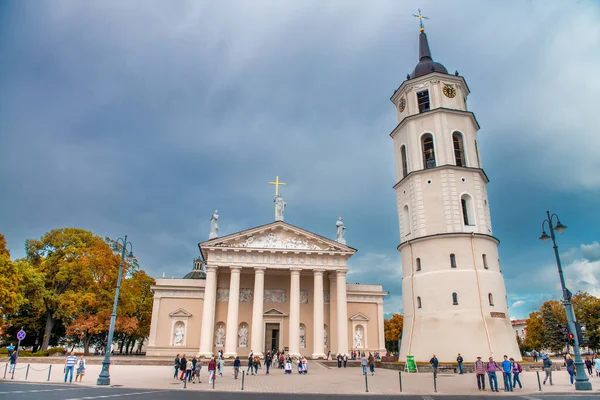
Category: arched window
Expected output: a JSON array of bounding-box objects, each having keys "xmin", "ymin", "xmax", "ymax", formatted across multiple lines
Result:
[
  {"xmin": 452, "ymin": 292, "xmax": 458, "ymax": 305},
  {"xmin": 450, "ymin": 253, "xmax": 457, "ymax": 268},
  {"xmin": 482, "ymin": 254, "xmax": 488, "ymax": 269},
  {"xmin": 400, "ymin": 145, "xmax": 408, "ymax": 178},
  {"xmin": 417, "ymin": 296, "xmax": 422, "ymax": 308},
  {"xmin": 416, "ymin": 257, "xmax": 421, "ymax": 271},
  {"xmin": 461, "ymin": 194, "xmax": 474, "ymax": 226},
  {"xmin": 421, "ymin": 134, "xmax": 436, "ymax": 169},
  {"xmin": 403, "ymin": 205, "xmax": 411, "ymax": 236},
  {"xmin": 488, "ymin": 293, "xmax": 494, "ymax": 306},
  {"xmin": 453, "ymin": 132, "xmax": 466, "ymax": 167}
]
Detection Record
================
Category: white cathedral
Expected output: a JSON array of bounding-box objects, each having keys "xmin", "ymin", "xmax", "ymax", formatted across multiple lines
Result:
[{"xmin": 146, "ymin": 22, "xmax": 520, "ymax": 362}]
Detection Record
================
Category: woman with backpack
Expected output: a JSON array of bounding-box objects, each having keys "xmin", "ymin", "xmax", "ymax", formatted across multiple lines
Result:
[
  {"xmin": 542, "ymin": 354, "xmax": 553, "ymax": 385},
  {"xmin": 565, "ymin": 354, "xmax": 575, "ymax": 384},
  {"xmin": 510, "ymin": 357, "xmax": 522, "ymax": 389}
]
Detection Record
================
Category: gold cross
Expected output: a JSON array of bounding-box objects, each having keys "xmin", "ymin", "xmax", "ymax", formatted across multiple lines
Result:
[
  {"xmin": 412, "ymin": 8, "xmax": 429, "ymax": 33},
  {"xmin": 268, "ymin": 175, "xmax": 286, "ymax": 196}
]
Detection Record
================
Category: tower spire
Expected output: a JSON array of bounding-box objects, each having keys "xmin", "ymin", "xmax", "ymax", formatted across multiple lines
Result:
[{"xmin": 408, "ymin": 9, "xmax": 448, "ymax": 79}]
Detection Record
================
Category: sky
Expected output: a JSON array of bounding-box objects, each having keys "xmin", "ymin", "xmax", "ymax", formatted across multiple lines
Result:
[{"xmin": 1, "ymin": 0, "xmax": 599, "ymax": 320}]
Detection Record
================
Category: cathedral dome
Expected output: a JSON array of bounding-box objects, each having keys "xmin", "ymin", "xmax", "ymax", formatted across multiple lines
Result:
[{"xmin": 409, "ymin": 32, "xmax": 448, "ymax": 79}]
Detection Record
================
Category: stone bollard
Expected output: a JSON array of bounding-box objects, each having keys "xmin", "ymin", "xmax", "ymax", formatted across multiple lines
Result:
[
  {"xmin": 398, "ymin": 370, "xmax": 403, "ymax": 392},
  {"xmin": 364, "ymin": 372, "xmax": 369, "ymax": 393},
  {"xmin": 241, "ymin": 371, "xmax": 245, "ymax": 390},
  {"xmin": 47, "ymin": 365, "xmax": 52, "ymax": 381},
  {"xmin": 25, "ymin": 364, "xmax": 30, "ymax": 380}
]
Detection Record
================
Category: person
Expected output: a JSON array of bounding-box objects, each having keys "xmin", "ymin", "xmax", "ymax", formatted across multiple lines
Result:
[
  {"xmin": 297, "ymin": 358, "xmax": 303, "ymax": 374},
  {"xmin": 327, "ymin": 351, "xmax": 331, "ymax": 361},
  {"xmin": 565, "ymin": 354, "xmax": 575, "ymax": 384},
  {"xmin": 265, "ymin": 352, "xmax": 272, "ymax": 375},
  {"xmin": 584, "ymin": 356, "xmax": 593, "ymax": 376},
  {"xmin": 337, "ymin": 353, "xmax": 342, "ymax": 368},
  {"xmin": 594, "ymin": 355, "xmax": 600, "ymax": 377},
  {"xmin": 247, "ymin": 352, "xmax": 253, "ymax": 374},
  {"xmin": 75, "ymin": 355, "xmax": 86, "ymax": 382},
  {"xmin": 173, "ymin": 354, "xmax": 180, "ymax": 379},
  {"xmin": 194, "ymin": 357, "xmax": 201, "ymax": 383},
  {"xmin": 429, "ymin": 354, "xmax": 439, "ymax": 377},
  {"xmin": 532, "ymin": 350, "xmax": 538, "ymax": 363},
  {"xmin": 301, "ymin": 357, "xmax": 308, "ymax": 374},
  {"xmin": 542, "ymin": 354, "xmax": 553, "ymax": 385},
  {"xmin": 7, "ymin": 343, "xmax": 14, "ymax": 357},
  {"xmin": 233, "ymin": 356, "xmax": 241, "ymax": 379},
  {"xmin": 486, "ymin": 357, "xmax": 501, "ymax": 393},
  {"xmin": 368, "ymin": 353, "xmax": 375, "ymax": 375},
  {"xmin": 9, "ymin": 350, "xmax": 17, "ymax": 374},
  {"xmin": 179, "ymin": 355, "xmax": 187, "ymax": 380},
  {"xmin": 64, "ymin": 351, "xmax": 77, "ymax": 383},
  {"xmin": 501, "ymin": 355, "xmax": 513, "ymax": 392},
  {"xmin": 208, "ymin": 357, "xmax": 216, "ymax": 384},
  {"xmin": 343, "ymin": 354, "xmax": 348, "ymax": 368},
  {"xmin": 185, "ymin": 357, "xmax": 193, "ymax": 382},
  {"xmin": 218, "ymin": 356, "xmax": 225, "ymax": 377},
  {"xmin": 510, "ymin": 357, "xmax": 522, "ymax": 389},
  {"xmin": 253, "ymin": 356, "xmax": 261, "ymax": 375},
  {"xmin": 474, "ymin": 356, "xmax": 486, "ymax": 391},
  {"xmin": 284, "ymin": 358, "xmax": 292, "ymax": 374},
  {"xmin": 361, "ymin": 353, "xmax": 368, "ymax": 375},
  {"xmin": 457, "ymin": 353, "xmax": 464, "ymax": 374}
]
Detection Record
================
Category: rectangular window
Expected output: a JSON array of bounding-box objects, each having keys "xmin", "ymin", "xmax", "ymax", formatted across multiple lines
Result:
[
  {"xmin": 461, "ymin": 199, "xmax": 469, "ymax": 225},
  {"xmin": 482, "ymin": 254, "xmax": 488, "ymax": 269},
  {"xmin": 450, "ymin": 254, "xmax": 457, "ymax": 268},
  {"xmin": 416, "ymin": 258, "xmax": 421, "ymax": 271},
  {"xmin": 417, "ymin": 90, "xmax": 430, "ymax": 113}
]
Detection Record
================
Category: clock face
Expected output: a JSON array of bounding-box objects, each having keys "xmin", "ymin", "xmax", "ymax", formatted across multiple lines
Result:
[
  {"xmin": 398, "ymin": 98, "xmax": 406, "ymax": 112},
  {"xmin": 443, "ymin": 84, "xmax": 456, "ymax": 98}
]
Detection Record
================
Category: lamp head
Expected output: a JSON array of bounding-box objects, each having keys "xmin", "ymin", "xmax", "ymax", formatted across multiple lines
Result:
[
  {"xmin": 126, "ymin": 251, "xmax": 134, "ymax": 260},
  {"xmin": 554, "ymin": 221, "xmax": 567, "ymax": 234},
  {"xmin": 539, "ymin": 231, "xmax": 551, "ymax": 243},
  {"xmin": 111, "ymin": 242, "xmax": 119, "ymax": 252}
]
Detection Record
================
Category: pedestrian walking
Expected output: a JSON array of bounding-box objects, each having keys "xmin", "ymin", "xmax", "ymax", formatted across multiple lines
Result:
[
  {"xmin": 179, "ymin": 355, "xmax": 187, "ymax": 380},
  {"xmin": 510, "ymin": 357, "xmax": 522, "ymax": 389},
  {"xmin": 173, "ymin": 354, "xmax": 180, "ymax": 379},
  {"xmin": 337, "ymin": 353, "xmax": 342, "ymax": 368},
  {"xmin": 565, "ymin": 354, "xmax": 575, "ymax": 384},
  {"xmin": 594, "ymin": 355, "xmax": 600, "ymax": 377},
  {"xmin": 247, "ymin": 352, "xmax": 253, "ymax": 374},
  {"xmin": 501, "ymin": 355, "xmax": 513, "ymax": 392},
  {"xmin": 265, "ymin": 352, "xmax": 272, "ymax": 375},
  {"xmin": 474, "ymin": 356, "xmax": 486, "ymax": 391},
  {"xmin": 585, "ymin": 357, "xmax": 593, "ymax": 376},
  {"xmin": 542, "ymin": 354, "xmax": 553, "ymax": 385},
  {"xmin": 233, "ymin": 356, "xmax": 240, "ymax": 379},
  {"xmin": 457, "ymin": 353, "xmax": 464, "ymax": 374},
  {"xmin": 361, "ymin": 353, "xmax": 368, "ymax": 375},
  {"xmin": 7, "ymin": 344, "xmax": 14, "ymax": 357},
  {"xmin": 532, "ymin": 350, "xmax": 538, "ymax": 363},
  {"xmin": 64, "ymin": 351, "xmax": 77, "ymax": 383},
  {"xmin": 8, "ymin": 351, "xmax": 17, "ymax": 374},
  {"xmin": 208, "ymin": 357, "xmax": 216, "ymax": 384},
  {"xmin": 486, "ymin": 357, "xmax": 501, "ymax": 392},
  {"xmin": 194, "ymin": 356, "xmax": 201, "ymax": 383},
  {"xmin": 343, "ymin": 354, "xmax": 348, "ymax": 368},
  {"xmin": 218, "ymin": 356, "xmax": 225, "ymax": 377},
  {"xmin": 429, "ymin": 354, "xmax": 439, "ymax": 377},
  {"xmin": 253, "ymin": 356, "xmax": 261, "ymax": 375},
  {"xmin": 368, "ymin": 353, "xmax": 375, "ymax": 375},
  {"xmin": 185, "ymin": 357, "xmax": 193, "ymax": 382},
  {"xmin": 75, "ymin": 355, "xmax": 86, "ymax": 382}
]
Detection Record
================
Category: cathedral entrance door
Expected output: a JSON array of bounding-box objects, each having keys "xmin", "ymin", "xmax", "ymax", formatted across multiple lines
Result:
[{"xmin": 265, "ymin": 323, "xmax": 280, "ymax": 354}]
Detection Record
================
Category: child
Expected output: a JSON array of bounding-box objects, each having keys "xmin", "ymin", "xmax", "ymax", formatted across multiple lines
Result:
[{"xmin": 75, "ymin": 355, "xmax": 86, "ymax": 382}]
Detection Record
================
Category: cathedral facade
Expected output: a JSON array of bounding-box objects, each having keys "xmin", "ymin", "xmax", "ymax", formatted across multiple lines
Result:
[{"xmin": 146, "ymin": 221, "xmax": 387, "ymax": 358}]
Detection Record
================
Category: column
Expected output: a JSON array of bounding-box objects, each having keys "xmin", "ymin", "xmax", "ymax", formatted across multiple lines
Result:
[
  {"xmin": 377, "ymin": 301, "xmax": 386, "ymax": 353},
  {"xmin": 250, "ymin": 267, "xmax": 266, "ymax": 357},
  {"xmin": 288, "ymin": 268, "xmax": 301, "ymax": 357},
  {"xmin": 199, "ymin": 266, "xmax": 218, "ymax": 357},
  {"xmin": 336, "ymin": 270, "xmax": 349, "ymax": 355},
  {"xmin": 312, "ymin": 269, "xmax": 325, "ymax": 359},
  {"xmin": 147, "ymin": 296, "xmax": 161, "ymax": 347},
  {"xmin": 224, "ymin": 267, "xmax": 242, "ymax": 358}
]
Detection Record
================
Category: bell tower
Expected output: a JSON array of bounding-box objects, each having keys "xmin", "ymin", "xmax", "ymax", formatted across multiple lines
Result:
[{"xmin": 390, "ymin": 16, "xmax": 520, "ymax": 362}]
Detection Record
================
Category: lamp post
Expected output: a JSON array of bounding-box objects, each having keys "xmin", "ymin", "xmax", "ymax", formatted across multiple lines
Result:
[
  {"xmin": 539, "ymin": 211, "xmax": 592, "ymax": 391},
  {"xmin": 97, "ymin": 235, "xmax": 133, "ymax": 386}
]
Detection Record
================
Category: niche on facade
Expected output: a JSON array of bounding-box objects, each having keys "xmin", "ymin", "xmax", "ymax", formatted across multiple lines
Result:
[
  {"xmin": 214, "ymin": 322, "xmax": 226, "ymax": 348},
  {"xmin": 169, "ymin": 308, "xmax": 192, "ymax": 347},
  {"xmin": 349, "ymin": 312, "xmax": 370, "ymax": 350}
]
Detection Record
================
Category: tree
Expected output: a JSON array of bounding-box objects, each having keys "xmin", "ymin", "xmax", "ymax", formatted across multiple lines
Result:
[
  {"xmin": 0, "ymin": 234, "xmax": 24, "ymax": 322},
  {"xmin": 25, "ymin": 228, "xmax": 121, "ymax": 350},
  {"xmin": 572, "ymin": 292, "xmax": 600, "ymax": 351},
  {"xmin": 540, "ymin": 301, "xmax": 566, "ymax": 353},
  {"xmin": 523, "ymin": 311, "xmax": 544, "ymax": 351},
  {"xmin": 516, "ymin": 334, "xmax": 531, "ymax": 355},
  {"xmin": 384, "ymin": 314, "xmax": 403, "ymax": 354}
]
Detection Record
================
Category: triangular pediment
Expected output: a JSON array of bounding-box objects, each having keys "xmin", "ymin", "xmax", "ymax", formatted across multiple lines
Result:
[
  {"xmin": 169, "ymin": 308, "xmax": 192, "ymax": 318},
  {"xmin": 349, "ymin": 312, "xmax": 369, "ymax": 321},
  {"xmin": 200, "ymin": 221, "xmax": 355, "ymax": 254},
  {"xmin": 264, "ymin": 308, "xmax": 288, "ymax": 316}
]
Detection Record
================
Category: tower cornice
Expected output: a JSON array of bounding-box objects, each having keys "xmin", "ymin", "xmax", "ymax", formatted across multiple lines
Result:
[
  {"xmin": 392, "ymin": 165, "xmax": 490, "ymax": 190},
  {"xmin": 391, "ymin": 73, "xmax": 471, "ymax": 104},
  {"xmin": 389, "ymin": 107, "xmax": 481, "ymax": 139},
  {"xmin": 397, "ymin": 232, "xmax": 500, "ymax": 252}
]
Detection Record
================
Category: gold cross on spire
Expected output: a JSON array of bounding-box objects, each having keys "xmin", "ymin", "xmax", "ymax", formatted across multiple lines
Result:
[
  {"xmin": 269, "ymin": 176, "xmax": 286, "ymax": 218},
  {"xmin": 412, "ymin": 8, "xmax": 429, "ymax": 33}
]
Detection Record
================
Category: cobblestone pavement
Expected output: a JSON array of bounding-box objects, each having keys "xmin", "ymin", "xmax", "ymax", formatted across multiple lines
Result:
[{"xmin": 1, "ymin": 361, "xmax": 597, "ymax": 396}]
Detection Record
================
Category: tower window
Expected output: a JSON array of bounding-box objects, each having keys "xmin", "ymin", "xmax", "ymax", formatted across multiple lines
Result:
[
  {"xmin": 416, "ymin": 257, "xmax": 421, "ymax": 271},
  {"xmin": 450, "ymin": 253, "xmax": 457, "ymax": 268},
  {"xmin": 403, "ymin": 205, "xmax": 411, "ymax": 236},
  {"xmin": 417, "ymin": 90, "xmax": 430, "ymax": 113},
  {"xmin": 453, "ymin": 132, "xmax": 466, "ymax": 167},
  {"xmin": 452, "ymin": 292, "xmax": 458, "ymax": 305},
  {"xmin": 482, "ymin": 254, "xmax": 488, "ymax": 269},
  {"xmin": 417, "ymin": 296, "xmax": 422, "ymax": 308},
  {"xmin": 488, "ymin": 293, "xmax": 494, "ymax": 306},
  {"xmin": 461, "ymin": 194, "xmax": 474, "ymax": 226},
  {"xmin": 421, "ymin": 134, "xmax": 436, "ymax": 169},
  {"xmin": 400, "ymin": 145, "xmax": 408, "ymax": 177}
]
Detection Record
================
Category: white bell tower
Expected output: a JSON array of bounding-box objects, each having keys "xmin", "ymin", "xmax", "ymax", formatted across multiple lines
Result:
[{"xmin": 390, "ymin": 21, "xmax": 520, "ymax": 362}]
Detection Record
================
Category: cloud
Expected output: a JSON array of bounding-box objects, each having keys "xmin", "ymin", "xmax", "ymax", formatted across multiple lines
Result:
[
  {"xmin": 511, "ymin": 300, "xmax": 525, "ymax": 308},
  {"xmin": 581, "ymin": 242, "xmax": 600, "ymax": 262}
]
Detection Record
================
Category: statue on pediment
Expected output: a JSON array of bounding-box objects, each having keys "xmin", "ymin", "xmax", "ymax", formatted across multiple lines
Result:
[
  {"xmin": 209, "ymin": 210, "xmax": 219, "ymax": 239},
  {"xmin": 336, "ymin": 217, "xmax": 347, "ymax": 244},
  {"xmin": 274, "ymin": 194, "xmax": 286, "ymax": 221}
]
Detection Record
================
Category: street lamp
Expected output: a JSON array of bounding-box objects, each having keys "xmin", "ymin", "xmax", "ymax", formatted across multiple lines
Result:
[
  {"xmin": 97, "ymin": 235, "xmax": 133, "ymax": 386},
  {"xmin": 539, "ymin": 211, "xmax": 592, "ymax": 391}
]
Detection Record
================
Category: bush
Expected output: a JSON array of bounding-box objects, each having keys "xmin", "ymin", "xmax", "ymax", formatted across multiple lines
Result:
[
  {"xmin": 0, "ymin": 348, "xmax": 8, "ymax": 355},
  {"xmin": 48, "ymin": 347, "xmax": 64, "ymax": 355}
]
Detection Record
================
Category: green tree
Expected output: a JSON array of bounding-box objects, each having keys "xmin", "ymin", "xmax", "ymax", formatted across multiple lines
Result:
[
  {"xmin": 540, "ymin": 301, "xmax": 566, "ymax": 353},
  {"xmin": 523, "ymin": 311, "xmax": 544, "ymax": 351},
  {"xmin": 0, "ymin": 234, "xmax": 24, "ymax": 322},
  {"xmin": 572, "ymin": 292, "xmax": 600, "ymax": 351}
]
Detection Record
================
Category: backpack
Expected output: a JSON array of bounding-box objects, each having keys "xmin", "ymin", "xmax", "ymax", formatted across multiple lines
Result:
[{"xmin": 517, "ymin": 363, "xmax": 522, "ymax": 373}]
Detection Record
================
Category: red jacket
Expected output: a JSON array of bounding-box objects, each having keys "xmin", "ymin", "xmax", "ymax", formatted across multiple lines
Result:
[{"xmin": 208, "ymin": 360, "xmax": 216, "ymax": 371}]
